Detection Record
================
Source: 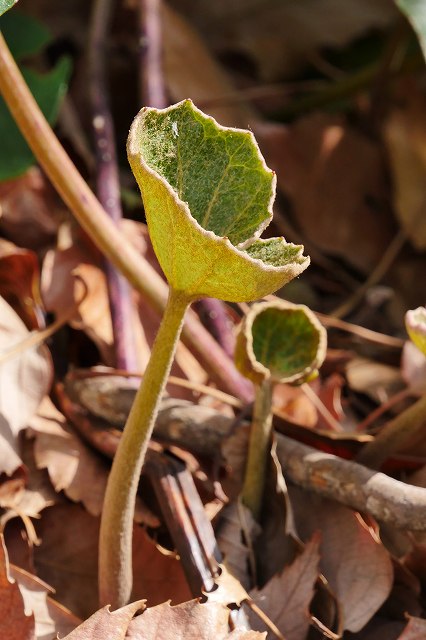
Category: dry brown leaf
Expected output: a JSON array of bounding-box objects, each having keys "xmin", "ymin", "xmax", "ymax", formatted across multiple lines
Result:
[
  {"xmin": 11, "ymin": 563, "xmax": 80, "ymax": 639},
  {"xmin": 33, "ymin": 504, "xmax": 191, "ymax": 620},
  {"xmin": 345, "ymin": 357, "xmax": 403, "ymax": 404},
  {"xmin": 126, "ymin": 599, "xmax": 266, "ymax": 640},
  {"xmin": 0, "ymin": 297, "xmax": 52, "ymax": 476},
  {"xmin": 396, "ymin": 616, "xmax": 426, "ymax": 639},
  {"xmin": 206, "ymin": 564, "xmax": 249, "ymax": 607},
  {"xmin": 186, "ymin": 0, "xmax": 396, "ymax": 81},
  {"xmin": 0, "ymin": 168, "xmax": 61, "ymax": 251},
  {"xmin": 0, "ymin": 240, "xmax": 44, "ymax": 329},
  {"xmin": 289, "ymin": 488, "xmax": 393, "ymax": 632},
  {"xmin": 41, "ymin": 247, "xmax": 115, "ymax": 365},
  {"xmin": 0, "ymin": 535, "xmax": 35, "ymax": 640},
  {"xmin": 29, "ymin": 397, "xmax": 110, "ymax": 517},
  {"xmin": 249, "ymin": 535, "xmax": 320, "ymax": 640},
  {"xmin": 255, "ymin": 115, "xmax": 395, "ymax": 273},
  {"xmin": 384, "ymin": 86, "xmax": 426, "ymax": 250},
  {"xmin": 61, "ymin": 600, "xmax": 144, "ymax": 640},
  {"xmin": 217, "ymin": 501, "xmax": 260, "ymax": 591},
  {"xmin": 162, "ymin": 3, "xmax": 253, "ymax": 127}
]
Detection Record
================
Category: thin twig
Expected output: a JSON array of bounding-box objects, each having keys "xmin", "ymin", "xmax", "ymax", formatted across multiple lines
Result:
[
  {"xmin": 0, "ymin": 33, "xmax": 252, "ymax": 401},
  {"xmin": 88, "ymin": 0, "xmax": 138, "ymax": 371}
]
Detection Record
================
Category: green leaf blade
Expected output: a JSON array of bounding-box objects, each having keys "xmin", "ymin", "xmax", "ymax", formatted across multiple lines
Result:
[
  {"xmin": 235, "ymin": 301, "xmax": 327, "ymax": 384},
  {"xmin": 0, "ymin": 10, "xmax": 51, "ymax": 59},
  {"xmin": 0, "ymin": 58, "xmax": 71, "ymax": 180},
  {"xmin": 132, "ymin": 100, "xmax": 274, "ymax": 246},
  {"xmin": 128, "ymin": 100, "xmax": 310, "ymax": 302}
]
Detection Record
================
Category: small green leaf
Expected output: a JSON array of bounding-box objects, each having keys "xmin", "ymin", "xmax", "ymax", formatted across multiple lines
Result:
[
  {"xmin": 235, "ymin": 300, "xmax": 327, "ymax": 384},
  {"xmin": 127, "ymin": 100, "xmax": 309, "ymax": 302},
  {"xmin": 0, "ymin": 0, "xmax": 18, "ymax": 18},
  {"xmin": 395, "ymin": 0, "xmax": 426, "ymax": 60},
  {"xmin": 0, "ymin": 58, "xmax": 71, "ymax": 180},
  {"xmin": 406, "ymin": 306, "xmax": 426, "ymax": 356},
  {"xmin": 0, "ymin": 11, "xmax": 51, "ymax": 59}
]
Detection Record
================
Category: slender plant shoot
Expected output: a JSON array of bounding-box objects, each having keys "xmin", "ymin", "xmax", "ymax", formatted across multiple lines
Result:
[
  {"xmin": 235, "ymin": 300, "xmax": 326, "ymax": 520},
  {"xmin": 99, "ymin": 100, "xmax": 310, "ymax": 607}
]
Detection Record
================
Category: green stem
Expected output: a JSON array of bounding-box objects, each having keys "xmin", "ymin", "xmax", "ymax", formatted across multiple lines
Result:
[
  {"xmin": 98, "ymin": 288, "xmax": 190, "ymax": 608},
  {"xmin": 241, "ymin": 379, "xmax": 274, "ymax": 521}
]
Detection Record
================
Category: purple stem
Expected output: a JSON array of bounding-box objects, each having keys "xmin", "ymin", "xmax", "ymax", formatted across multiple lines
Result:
[
  {"xmin": 88, "ymin": 0, "xmax": 138, "ymax": 371},
  {"xmin": 193, "ymin": 298, "xmax": 236, "ymax": 359},
  {"xmin": 138, "ymin": 0, "xmax": 167, "ymax": 108}
]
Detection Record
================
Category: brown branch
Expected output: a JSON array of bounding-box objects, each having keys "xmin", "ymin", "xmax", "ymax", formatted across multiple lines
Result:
[
  {"xmin": 276, "ymin": 434, "xmax": 426, "ymax": 530},
  {"xmin": 0, "ymin": 32, "xmax": 252, "ymax": 402}
]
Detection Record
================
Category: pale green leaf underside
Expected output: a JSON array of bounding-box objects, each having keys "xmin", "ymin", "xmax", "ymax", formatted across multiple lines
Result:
[
  {"xmin": 135, "ymin": 100, "xmax": 274, "ymax": 246},
  {"xmin": 251, "ymin": 305, "xmax": 325, "ymax": 381},
  {"xmin": 245, "ymin": 238, "xmax": 303, "ymax": 266}
]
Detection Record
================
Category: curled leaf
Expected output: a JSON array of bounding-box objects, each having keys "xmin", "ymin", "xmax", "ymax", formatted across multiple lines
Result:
[
  {"xmin": 127, "ymin": 99, "xmax": 309, "ymax": 302},
  {"xmin": 406, "ymin": 306, "xmax": 426, "ymax": 357},
  {"xmin": 235, "ymin": 300, "xmax": 327, "ymax": 384}
]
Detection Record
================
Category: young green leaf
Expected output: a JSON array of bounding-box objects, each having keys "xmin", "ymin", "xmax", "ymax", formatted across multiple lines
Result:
[
  {"xmin": 0, "ymin": 11, "xmax": 51, "ymax": 60},
  {"xmin": 235, "ymin": 300, "xmax": 327, "ymax": 384},
  {"xmin": 0, "ymin": 58, "xmax": 71, "ymax": 180},
  {"xmin": 0, "ymin": 0, "xmax": 18, "ymax": 18},
  {"xmin": 127, "ymin": 99, "xmax": 309, "ymax": 302},
  {"xmin": 406, "ymin": 306, "xmax": 426, "ymax": 356}
]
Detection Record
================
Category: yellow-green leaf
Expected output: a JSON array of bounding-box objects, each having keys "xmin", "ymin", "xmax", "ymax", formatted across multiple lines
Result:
[
  {"xmin": 235, "ymin": 300, "xmax": 327, "ymax": 384},
  {"xmin": 127, "ymin": 100, "xmax": 309, "ymax": 302}
]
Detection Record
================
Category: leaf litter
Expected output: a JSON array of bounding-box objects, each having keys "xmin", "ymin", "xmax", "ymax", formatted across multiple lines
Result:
[{"xmin": 1, "ymin": 0, "xmax": 426, "ymax": 638}]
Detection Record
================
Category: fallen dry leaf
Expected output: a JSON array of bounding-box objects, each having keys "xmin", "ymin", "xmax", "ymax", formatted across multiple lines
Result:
[
  {"xmin": 187, "ymin": 0, "xmax": 396, "ymax": 80},
  {"xmin": 11, "ymin": 563, "xmax": 80, "ymax": 639},
  {"xmin": 0, "ymin": 239, "xmax": 44, "ymax": 329},
  {"xmin": 0, "ymin": 296, "xmax": 52, "ymax": 476},
  {"xmin": 289, "ymin": 488, "xmax": 393, "ymax": 632},
  {"xmin": 249, "ymin": 535, "xmax": 320, "ymax": 640},
  {"xmin": 0, "ymin": 168, "xmax": 61, "ymax": 252},
  {"xmin": 216, "ymin": 501, "xmax": 260, "ymax": 591},
  {"xmin": 61, "ymin": 600, "xmax": 144, "ymax": 640},
  {"xmin": 126, "ymin": 599, "xmax": 266, "ymax": 640},
  {"xmin": 33, "ymin": 503, "xmax": 191, "ymax": 620},
  {"xmin": 396, "ymin": 616, "xmax": 426, "ymax": 639},
  {"xmin": 384, "ymin": 84, "xmax": 426, "ymax": 250},
  {"xmin": 0, "ymin": 534, "xmax": 35, "ymax": 640},
  {"xmin": 29, "ymin": 397, "xmax": 110, "ymax": 517},
  {"xmin": 255, "ymin": 115, "xmax": 395, "ymax": 274},
  {"xmin": 41, "ymin": 247, "xmax": 115, "ymax": 365}
]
